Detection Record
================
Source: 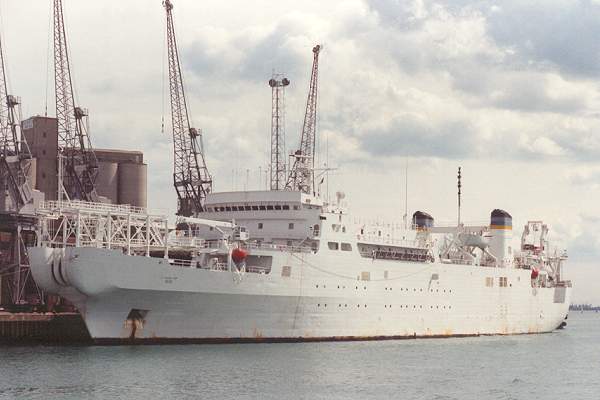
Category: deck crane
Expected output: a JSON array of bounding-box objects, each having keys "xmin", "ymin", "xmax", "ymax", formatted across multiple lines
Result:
[
  {"xmin": 286, "ymin": 45, "xmax": 321, "ymax": 195},
  {"xmin": 54, "ymin": 0, "xmax": 99, "ymax": 202},
  {"xmin": 163, "ymin": 0, "xmax": 212, "ymax": 216},
  {"xmin": 0, "ymin": 33, "xmax": 33, "ymax": 211}
]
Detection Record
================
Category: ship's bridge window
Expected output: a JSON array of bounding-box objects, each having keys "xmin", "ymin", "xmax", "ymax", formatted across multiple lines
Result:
[
  {"xmin": 207, "ymin": 207, "xmax": 213, "ymax": 212},
  {"xmin": 244, "ymin": 206, "xmax": 251, "ymax": 211},
  {"xmin": 341, "ymin": 243, "xmax": 352, "ymax": 251},
  {"xmin": 259, "ymin": 205, "xmax": 266, "ymax": 210},
  {"xmin": 275, "ymin": 205, "xmax": 282, "ymax": 210},
  {"xmin": 289, "ymin": 223, "xmax": 295, "ymax": 230},
  {"xmin": 267, "ymin": 205, "xmax": 274, "ymax": 210},
  {"xmin": 252, "ymin": 206, "xmax": 259, "ymax": 211},
  {"xmin": 283, "ymin": 205, "xmax": 290, "ymax": 210},
  {"xmin": 328, "ymin": 242, "xmax": 339, "ymax": 250},
  {"xmin": 258, "ymin": 223, "xmax": 263, "ymax": 230},
  {"xmin": 293, "ymin": 205, "xmax": 300, "ymax": 210},
  {"xmin": 231, "ymin": 206, "xmax": 239, "ymax": 211},
  {"xmin": 225, "ymin": 206, "xmax": 231, "ymax": 211}
]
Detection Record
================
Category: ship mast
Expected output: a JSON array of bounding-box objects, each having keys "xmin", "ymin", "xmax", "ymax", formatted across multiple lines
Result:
[
  {"xmin": 286, "ymin": 45, "xmax": 321, "ymax": 195},
  {"xmin": 54, "ymin": 0, "xmax": 99, "ymax": 202},
  {"xmin": 164, "ymin": 0, "xmax": 212, "ymax": 216}
]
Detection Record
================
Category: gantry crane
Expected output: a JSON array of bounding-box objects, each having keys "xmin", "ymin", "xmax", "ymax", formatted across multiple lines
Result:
[
  {"xmin": 164, "ymin": 0, "xmax": 212, "ymax": 216},
  {"xmin": 54, "ymin": 0, "xmax": 99, "ymax": 202},
  {"xmin": 0, "ymin": 33, "xmax": 33, "ymax": 211},
  {"xmin": 286, "ymin": 45, "xmax": 321, "ymax": 195}
]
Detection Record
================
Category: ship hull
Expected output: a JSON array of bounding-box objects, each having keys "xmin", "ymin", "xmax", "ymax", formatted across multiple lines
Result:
[{"xmin": 29, "ymin": 246, "xmax": 571, "ymax": 343}]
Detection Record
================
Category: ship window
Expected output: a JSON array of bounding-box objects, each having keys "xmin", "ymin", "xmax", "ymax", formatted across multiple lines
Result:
[
  {"xmin": 341, "ymin": 243, "xmax": 352, "ymax": 251},
  {"xmin": 258, "ymin": 223, "xmax": 263, "ymax": 230},
  {"xmin": 282, "ymin": 266, "xmax": 291, "ymax": 277},
  {"xmin": 209, "ymin": 227, "xmax": 214, "ymax": 231},
  {"xmin": 252, "ymin": 206, "xmax": 259, "ymax": 211},
  {"xmin": 328, "ymin": 242, "xmax": 339, "ymax": 250},
  {"xmin": 231, "ymin": 206, "xmax": 238, "ymax": 211},
  {"xmin": 259, "ymin": 205, "xmax": 266, "ymax": 210},
  {"xmin": 378, "ymin": 231, "xmax": 382, "ymax": 237},
  {"xmin": 275, "ymin": 205, "xmax": 282, "ymax": 210},
  {"xmin": 206, "ymin": 207, "xmax": 213, "ymax": 212},
  {"xmin": 282, "ymin": 205, "xmax": 290, "ymax": 210},
  {"xmin": 245, "ymin": 206, "xmax": 251, "ymax": 211},
  {"xmin": 293, "ymin": 205, "xmax": 300, "ymax": 210},
  {"xmin": 342, "ymin": 226, "xmax": 346, "ymax": 233},
  {"xmin": 288, "ymin": 223, "xmax": 294, "ymax": 230},
  {"xmin": 485, "ymin": 277, "xmax": 493, "ymax": 287},
  {"xmin": 43, "ymin": 132, "xmax": 47, "ymax": 138},
  {"xmin": 267, "ymin": 205, "xmax": 274, "ymax": 210},
  {"xmin": 499, "ymin": 277, "xmax": 508, "ymax": 287},
  {"xmin": 313, "ymin": 224, "xmax": 320, "ymax": 237},
  {"xmin": 225, "ymin": 206, "xmax": 231, "ymax": 211}
]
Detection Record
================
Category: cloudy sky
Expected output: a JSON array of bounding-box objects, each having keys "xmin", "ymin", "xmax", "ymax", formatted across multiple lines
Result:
[{"xmin": 1, "ymin": 0, "xmax": 599, "ymax": 302}]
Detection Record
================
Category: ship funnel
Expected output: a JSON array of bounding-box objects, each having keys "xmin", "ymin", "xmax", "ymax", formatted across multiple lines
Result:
[
  {"xmin": 412, "ymin": 211, "xmax": 434, "ymax": 230},
  {"xmin": 489, "ymin": 209, "xmax": 513, "ymax": 267}
]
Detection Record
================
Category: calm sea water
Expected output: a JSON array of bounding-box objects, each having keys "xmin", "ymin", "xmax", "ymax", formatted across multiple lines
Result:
[{"xmin": 1, "ymin": 313, "xmax": 599, "ymax": 400}]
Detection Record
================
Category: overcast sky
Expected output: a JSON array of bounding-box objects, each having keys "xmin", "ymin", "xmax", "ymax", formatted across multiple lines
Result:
[{"xmin": 1, "ymin": 0, "xmax": 599, "ymax": 302}]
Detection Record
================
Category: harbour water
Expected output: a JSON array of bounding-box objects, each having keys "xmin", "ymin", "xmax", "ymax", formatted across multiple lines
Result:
[{"xmin": 1, "ymin": 312, "xmax": 598, "ymax": 400}]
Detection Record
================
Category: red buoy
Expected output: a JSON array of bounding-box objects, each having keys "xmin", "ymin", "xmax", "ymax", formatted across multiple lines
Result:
[
  {"xmin": 231, "ymin": 248, "xmax": 248, "ymax": 264},
  {"xmin": 531, "ymin": 268, "xmax": 539, "ymax": 279}
]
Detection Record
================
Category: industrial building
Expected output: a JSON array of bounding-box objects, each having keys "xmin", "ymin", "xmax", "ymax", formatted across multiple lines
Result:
[{"xmin": 22, "ymin": 115, "xmax": 147, "ymax": 208}]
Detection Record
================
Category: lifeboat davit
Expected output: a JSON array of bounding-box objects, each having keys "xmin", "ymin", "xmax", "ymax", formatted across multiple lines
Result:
[
  {"xmin": 231, "ymin": 248, "xmax": 248, "ymax": 264},
  {"xmin": 531, "ymin": 268, "xmax": 539, "ymax": 279}
]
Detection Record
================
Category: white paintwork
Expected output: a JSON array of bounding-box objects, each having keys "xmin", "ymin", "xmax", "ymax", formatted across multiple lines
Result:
[{"xmin": 29, "ymin": 244, "xmax": 570, "ymax": 341}]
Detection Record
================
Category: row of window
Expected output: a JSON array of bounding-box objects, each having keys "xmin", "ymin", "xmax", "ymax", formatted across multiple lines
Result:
[
  {"xmin": 206, "ymin": 204, "xmax": 301, "ymax": 212},
  {"xmin": 328, "ymin": 242, "xmax": 353, "ymax": 251}
]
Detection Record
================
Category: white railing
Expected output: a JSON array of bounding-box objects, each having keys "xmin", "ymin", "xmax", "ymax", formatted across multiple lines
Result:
[
  {"xmin": 40, "ymin": 200, "xmax": 148, "ymax": 215},
  {"xmin": 356, "ymin": 235, "xmax": 425, "ymax": 249}
]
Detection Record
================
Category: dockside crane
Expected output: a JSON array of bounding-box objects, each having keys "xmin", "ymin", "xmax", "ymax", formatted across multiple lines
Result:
[
  {"xmin": 0, "ymin": 34, "xmax": 33, "ymax": 211},
  {"xmin": 286, "ymin": 45, "xmax": 321, "ymax": 195},
  {"xmin": 54, "ymin": 0, "xmax": 99, "ymax": 202},
  {"xmin": 164, "ymin": 0, "xmax": 212, "ymax": 216}
]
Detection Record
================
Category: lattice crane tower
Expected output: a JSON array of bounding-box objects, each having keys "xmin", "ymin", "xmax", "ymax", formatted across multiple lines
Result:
[
  {"xmin": 54, "ymin": 0, "xmax": 99, "ymax": 202},
  {"xmin": 164, "ymin": 0, "xmax": 212, "ymax": 216},
  {"xmin": 269, "ymin": 74, "xmax": 289, "ymax": 190},
  {"xmin": 286, "ymin": 45, "xmax": 321, "ymax": 195}
]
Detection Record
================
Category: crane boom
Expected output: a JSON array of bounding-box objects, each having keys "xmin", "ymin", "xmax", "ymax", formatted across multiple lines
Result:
[
  {"xmin": 0, "ymin": 29, "xmax": 33, "ymax": 210},
  {"xmin": 286, "ymin": 45, "xmax": 321, "ymax": 195},
  {"xmin": 54, "ymin": 0, "xmax": 99, "ymax": 202},
  {"xmin": 164, "ymin": 0, "xmax": 212, "ymax": 216}
]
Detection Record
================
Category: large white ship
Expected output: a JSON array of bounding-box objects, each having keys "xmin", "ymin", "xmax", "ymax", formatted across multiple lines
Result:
[{"xmin": 27, "ymin": 191, "xmax": 571, "ymax": 343}]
